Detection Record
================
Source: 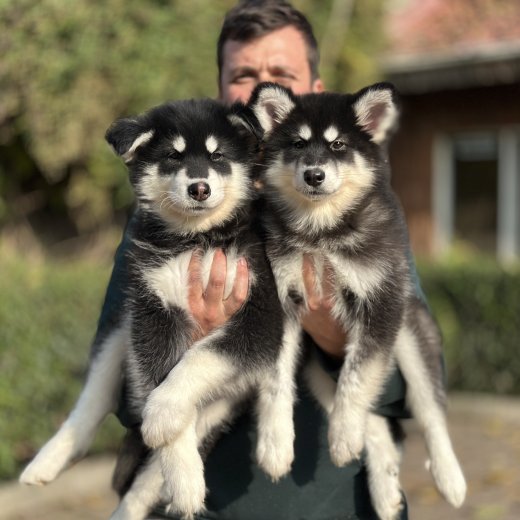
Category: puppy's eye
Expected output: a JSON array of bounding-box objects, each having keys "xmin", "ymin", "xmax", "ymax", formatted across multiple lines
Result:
[
  {"xmin": 167, "ymin": 150, "xmax": 182, "ymax": 161},
  {"xmin": 210, "ymin": 151, "xmax": 224, "ymax": 162},
  {"xmin": 293, "ymin": 139, "xmax": 306, "ymax": 149},
  {"xmin": 330, "ymin": 140, "xmax": 347, "ymax": 152}
]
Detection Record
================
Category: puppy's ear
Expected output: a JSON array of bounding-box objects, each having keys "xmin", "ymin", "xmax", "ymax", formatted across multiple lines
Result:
[
  {"xmin": 353, "ymin": 82, "xmax": 400, "ymax": 145},
  {"xmin": 228, "ymin": 102, "xmax": 263, "ymax": 141},
  {"xmin": 105, "ymin": 117, "xmax": 154, "ymax": 164},
  {"xmin": 248, "ymin": 82, "xmax": 296, "ymax": 134}
]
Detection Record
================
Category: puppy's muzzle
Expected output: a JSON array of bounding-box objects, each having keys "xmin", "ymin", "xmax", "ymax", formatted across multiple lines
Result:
[
  {"xmin": 304, "ymin": 168, "xmax": 325, "ymax": 187},
  {"xmin": 188, "ymin": 182, "xmax": 211, "ymax": 201}
]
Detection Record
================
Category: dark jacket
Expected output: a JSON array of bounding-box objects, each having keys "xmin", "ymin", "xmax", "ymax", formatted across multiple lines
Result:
[{"xmin": 97, "ymin": 222, "xmax": 411, "ymax": 520}]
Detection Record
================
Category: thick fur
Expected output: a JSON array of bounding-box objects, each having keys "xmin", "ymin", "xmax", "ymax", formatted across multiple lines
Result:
[
  {"xmin": 21, "ymin": 99, "xmax": 298, "ymax": 520},
  {"xmin": 248, "ymin": 82, "xmax": 466, "ymax": 519}
]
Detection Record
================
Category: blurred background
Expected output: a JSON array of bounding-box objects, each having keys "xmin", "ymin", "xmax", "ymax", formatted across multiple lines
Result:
[{"xmin": 0, "ymin": 0, "xmax": 519, "ymax": 519}]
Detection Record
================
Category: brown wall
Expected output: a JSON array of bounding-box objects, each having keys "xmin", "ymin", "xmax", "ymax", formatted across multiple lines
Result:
[{"xmin": 389, "ymin": 83, "xmax": 520, "ymax": 256}]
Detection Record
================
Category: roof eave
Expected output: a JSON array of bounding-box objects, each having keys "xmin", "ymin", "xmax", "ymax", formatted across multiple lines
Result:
[{"xmin": 381, "ymin": 41, "xmax": 520, "ymax": 93}]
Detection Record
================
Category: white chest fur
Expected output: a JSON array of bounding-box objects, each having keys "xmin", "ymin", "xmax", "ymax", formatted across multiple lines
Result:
[
  {"xmin": 142, "ymin": 248, "xmax": 240, "ymax": 310},
  {"xmin": 270, "ymin": 249, "xmax": 387, "ymax": 315},
  {"xmin": 324, "ymin": 252, "xmax": 387, "ymax": 300}
]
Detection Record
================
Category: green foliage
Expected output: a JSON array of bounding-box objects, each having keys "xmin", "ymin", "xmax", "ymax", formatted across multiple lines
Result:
[
  {"xmin": 0, "ymin": 252, "xmax": 123, "ymax": 480},
  {"xmin": 0, "ymin": 0, "xmax": 236, "ymax": 235},
  {"xmin": 0, "ymin": 0, "xmax": 389, "ymax": 483},
  {"xmin": 0, "ymin": 0, "xmax": 385, "ymax": 242},
  {"xmin": 1, "ymin": 252, "xmax": 518, "ymax": 482},
  {"xmin": 418, "ymin": 259, "xmax": 520, "ymax": 395},
  {"xmin": 312, "ymin": 0, "xmax": 386, "ymax": 92}
]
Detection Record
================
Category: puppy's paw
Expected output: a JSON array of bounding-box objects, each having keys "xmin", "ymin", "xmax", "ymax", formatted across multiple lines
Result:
[
  {"xmin": 162, "ymin": 454, "xmax": 206, "ymax": 518},
  {"xmin": 328, "ymin": 412, "xmax": 365, "ymax": 467},
  {"xmin": 141, "ymin": 390, "xmax": 193, "ymax": 448},
  {"xmin": 373, "ymin": 491, "xmax": 403, "ymax": 520},
  {"xmin": 164, "ymin": 482, "xmax": 206, "ymax": 520},
  {"xmin": 109, "ymin": 501, "xmax": 149, "ymax": 520},
  {"xmin": 256, "ymin": 428, "xmax": 294, "ymax": 481},
  {"xmin": 429, "ymin": 454, "xmax": 467, "ymax": 507},
  {"xmin": 19, "ymin": 428, "xmax": 83, "ymax": 485},
  {"xmin": 370, "ymin": 469, "xmax": 403, "ymax": 520}
]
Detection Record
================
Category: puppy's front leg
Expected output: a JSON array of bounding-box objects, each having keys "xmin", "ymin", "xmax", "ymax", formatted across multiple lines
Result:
[
  {"xmin": 20, "ymin": 325, "xmax": 128, "ymax": 485},
  {"xmin": 141, "ymin": 332, "xmax": 237, "ymax": 449},
  {"xmin": 304, "ymin": 352, "xmax": 403, "ymax": 519},
  {"xmin": 328, "ymin": 333, "xmax": 392, "ymax": 466},
  {"xmin": 256, "ymin": 318, "xmax": 301, "ymax": 481}
]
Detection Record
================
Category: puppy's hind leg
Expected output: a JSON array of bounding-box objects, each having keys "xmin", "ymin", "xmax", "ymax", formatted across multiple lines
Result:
[
  {"xmin": 160, "ymin": 416, "xmax": 206, "ymax": 518},
  {"xmin": 20, "ymin": 326, "xmax": 128, "ymax": 486},
  {"xmin": 110, "ymin": 452, "xmax": 164, "ymax": 520},
  {"xmin": 302, "ymin": 349, "xmax": 336, "ymax": 415},
  {"xmin": 395, "ymin": 325, "xmax": 466, "ymax": 507},
  {"xmin": 304, "ymin": 354, "xmax": 403, "ymax": 519},
  {"xmin": 195, "ymin": 397, "xmax": 234, "ymax": 441},
  {"xmin": 365, "ymin": 414, "xmax": 403, "ymax": 520}
]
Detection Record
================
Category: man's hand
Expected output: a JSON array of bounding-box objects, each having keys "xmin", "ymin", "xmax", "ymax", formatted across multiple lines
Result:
[
  {"xmin": 301, "ymin": 254, "xmax": 347, "ymax": 359},
  {"xmin": 186, "ymin": 250, "xmax": 345, "ymax": 358},
  {"xmin": 188, "ymin": 249, "xmax": 249, "ymax": 341}
]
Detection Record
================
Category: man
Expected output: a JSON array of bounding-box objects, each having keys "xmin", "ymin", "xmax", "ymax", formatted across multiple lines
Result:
[
  {"xmin": 190, "ymin": 0, "xmax": 346, "ymax": 363},
  {"xmin": 102, "ymin": 1, "xmax": 410, "ymax": 518}
]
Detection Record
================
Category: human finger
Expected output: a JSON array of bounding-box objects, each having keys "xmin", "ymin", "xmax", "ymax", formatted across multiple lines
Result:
[
  {"xmin": 224, "ymin": 257, "xmax": 249, "ymax": 314},
  {"xmin": 188, "ymin": 249, "xmax": 204, "ymax": 301},
  {"xmin": 204, "ymin": 249, "xmax": 227, "ymax": 304},
  {"xmin": 302, "ymin": 254, "xmax": 320, "ymax": 310}
]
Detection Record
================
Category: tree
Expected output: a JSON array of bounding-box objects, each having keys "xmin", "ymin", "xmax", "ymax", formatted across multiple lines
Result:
[
  {"xmin": 0, "ymin": 0, "xmax": 231, "ymax": 247},
  {"xmin": 0, "ymin": 0, "xmax": 385, "ymax": 252}
]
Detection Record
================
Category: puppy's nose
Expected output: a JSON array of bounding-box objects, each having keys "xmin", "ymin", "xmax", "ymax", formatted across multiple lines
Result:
[
  {"xmin": 304, "ymin": 168, "xmax": 325, "ymax": 187},
  {"xmin": 188, "ymin": 182, "xmax": 211, "ymax": 201}
]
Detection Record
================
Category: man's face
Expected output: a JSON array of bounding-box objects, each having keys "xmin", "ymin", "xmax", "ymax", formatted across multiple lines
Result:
[{"xmin": 219, "ymin": 25, "xmax": 324, "ymax": 104}]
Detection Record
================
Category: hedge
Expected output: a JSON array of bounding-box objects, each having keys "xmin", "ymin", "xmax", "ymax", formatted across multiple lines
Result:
[
  {"xmin": 0, "ymin": 252, "xmax": 123, "ymax": 481},
  {"xmin": 418, "ymin": 258, "xmax": 520, "ymax": 395},
  {"xmin": 1, "ymin": 252, "xmax": 518, "ymax": 481}
]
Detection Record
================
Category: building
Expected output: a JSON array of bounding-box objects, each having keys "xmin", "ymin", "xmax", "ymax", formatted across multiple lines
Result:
[{"xmin": 382, "ymin": 0, "xmax": 520, "ymax": 261}]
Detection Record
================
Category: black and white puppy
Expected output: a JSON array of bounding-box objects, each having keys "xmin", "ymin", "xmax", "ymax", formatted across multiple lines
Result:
[
  {"xmin": 20, "ymin": 99, "xmax": 299, "ymax": 519},
  {"xmin": 248, "ymin": 82, "xmax": 466, "ymax": 520}
]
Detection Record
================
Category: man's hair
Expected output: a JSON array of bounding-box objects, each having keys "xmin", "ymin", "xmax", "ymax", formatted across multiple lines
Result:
[{"xmin": 217, "ymin": 0, "xmax": 320, "ymax": 82}]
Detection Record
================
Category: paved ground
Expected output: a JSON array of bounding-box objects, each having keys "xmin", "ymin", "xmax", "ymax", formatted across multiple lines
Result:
[
  {"xmin": 1, "ymin": 392, "xmax": 520, "ymax": 520},
  {"xmin": 401, "ymin": 393, "xmax": 520, "ymax": 520}
]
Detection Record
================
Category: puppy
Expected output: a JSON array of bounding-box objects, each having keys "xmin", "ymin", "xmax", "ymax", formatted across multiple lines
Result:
[
  {"xmin": 247, "ymin": 82, "xmax": 466, "ymax": 520},
  {"xmin": 21, "ymin": 98, "xmax": 298, "ymax": 519}
]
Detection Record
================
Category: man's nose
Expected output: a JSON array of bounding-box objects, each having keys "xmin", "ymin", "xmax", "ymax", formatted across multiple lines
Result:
[{"xmin": 258, "ymin": 71, "xmax": 274, "ymax": 84}]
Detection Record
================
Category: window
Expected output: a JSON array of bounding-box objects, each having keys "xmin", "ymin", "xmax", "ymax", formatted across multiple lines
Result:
[
  {"xmin": 453, "ymin": 133, "xmax": 498, "ymax": 253},
  {"xmin": 433, "ymin": 129, "xmax": 520, "ymax": 261}
]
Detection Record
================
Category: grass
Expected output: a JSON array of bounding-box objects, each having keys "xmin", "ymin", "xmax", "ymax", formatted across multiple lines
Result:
[{"xmin": 0, "ymin": 250, "xmax": 124, "ymax": 481}]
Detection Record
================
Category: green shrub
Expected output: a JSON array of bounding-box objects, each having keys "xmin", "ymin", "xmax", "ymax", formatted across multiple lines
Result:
[
  {"xmin": 1, "ymin": 252, "xmax": 518, "ymax": 481},
  {"xmin": 418, "ymin": 258, "xmax": 520, "ymax": 395},
  {"xmin": 0, "ymin": 252, "xmax": 123, "ymax": 481}
]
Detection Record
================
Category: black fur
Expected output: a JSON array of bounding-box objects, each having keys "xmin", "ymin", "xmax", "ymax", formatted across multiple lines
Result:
[
  {"xmin": 105, "ymin": 98, "xmax": 290, "ymax": 515},
  {"xmin": 106, "ymin": 97, "xmax": 285, "ymax": 412},
  {"xmin": 247, "ymin": 85, "xmax": 466, "ymax": 513},
  {"xmin": 255, "ymin": 83, "xmax": 411, "ymax": 366}
]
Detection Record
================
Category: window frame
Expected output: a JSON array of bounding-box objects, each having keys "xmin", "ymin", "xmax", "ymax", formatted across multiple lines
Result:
[{"xmin": 432, "ymin": 127, "xmax": 520, "ymax": 261}]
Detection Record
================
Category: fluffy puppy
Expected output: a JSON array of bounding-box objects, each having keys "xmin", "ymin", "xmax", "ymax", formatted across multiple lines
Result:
[
  {"xmin": 21, "ymin": 98, "xmax": 298, "ymax": 520},
  {"xmin": 247, "ymin": 82, "xmax": 466, "ymax": 520}
]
